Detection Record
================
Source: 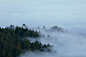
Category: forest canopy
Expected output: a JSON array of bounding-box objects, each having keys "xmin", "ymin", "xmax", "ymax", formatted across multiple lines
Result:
[{"xmin": 0, "ymin": 24, "xmax": 51, "ymax": 57}]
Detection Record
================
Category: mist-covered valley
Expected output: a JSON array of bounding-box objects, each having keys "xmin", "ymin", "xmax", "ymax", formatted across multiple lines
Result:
[
  {"xmin": 0, "ymin": 0, "xmax": 86, "ymax": 57},
  {"xmin": 18, "ymin": 25, "xmax": 86, "ymax": 57}
]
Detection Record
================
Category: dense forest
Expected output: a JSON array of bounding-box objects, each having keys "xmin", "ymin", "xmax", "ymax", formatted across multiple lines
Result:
[{"xmin": 0, "ymin": 24, "xmax": 51, "ymax": 57}]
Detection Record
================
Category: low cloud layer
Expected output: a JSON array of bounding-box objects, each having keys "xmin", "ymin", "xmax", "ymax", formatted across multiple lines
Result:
[
  {"xmin": 0, "ymin": 0, "xmax": 86, "ymax": 56},
  {"xmin": 0, "ymin": 0, "xmax": 86, "ymax": 29},
  {"xmin": 19, "ymin": 27, "xmax": 86, "ymax": 57}
]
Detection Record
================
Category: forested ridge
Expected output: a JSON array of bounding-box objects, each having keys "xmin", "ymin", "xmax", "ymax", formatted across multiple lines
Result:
[{"xmin": 0, "ymin": 25, "xmax": 51, "ymax": 57}]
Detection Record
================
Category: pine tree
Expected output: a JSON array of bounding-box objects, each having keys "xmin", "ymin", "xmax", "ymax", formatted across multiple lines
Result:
[
  {"xmin": 7, "ymin": 52, "xmax": 13, "ymax": 57},
  {"xmin": 1, "ymin": 49, "xmax": 6, "ymax": 57}
]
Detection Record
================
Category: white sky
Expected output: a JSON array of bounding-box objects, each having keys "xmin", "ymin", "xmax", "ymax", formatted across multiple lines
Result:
[{"xmin": 0, "ymin": 0, "xmax": 86, "ymax": 33}]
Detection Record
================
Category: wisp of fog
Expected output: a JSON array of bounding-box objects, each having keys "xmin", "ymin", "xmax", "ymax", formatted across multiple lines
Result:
[{"xmin": 19, "ymin": 27, "xmax": 86, "ymax": 57}]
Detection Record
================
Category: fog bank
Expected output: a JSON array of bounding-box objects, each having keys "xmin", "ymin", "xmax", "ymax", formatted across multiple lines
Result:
[{"xmin": 19, "ymin": 28, "xmax": 86, "ymax": 57}]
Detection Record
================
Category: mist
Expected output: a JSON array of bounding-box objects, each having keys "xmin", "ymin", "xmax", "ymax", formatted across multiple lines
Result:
[
  {"xmin": 18, "ymin": 27, "xmax": 86, "ymax": 57},
  {"xmin": 0, "ymin": 0, "xmax": 86, "ymax": 31},
  {"xmin": 0, "ymin": 0, "xmax": 86, "ymax": 57}
]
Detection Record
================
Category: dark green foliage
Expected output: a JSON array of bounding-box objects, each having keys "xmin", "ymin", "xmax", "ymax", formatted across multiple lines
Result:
[
  {"xmin": 40, "ymin": 49, "xmax": 44, "ymax": 52},
  {"xmin": 0, "ymin": 28, "xmax": 23, "ymax": 57},
  {"xmin": 22, "ymin": 24, "xmax": 26, "ymax": 26},
  {"xmin": 47, "ymin": 43, "xmax": 51, "ymax": 47},
  {"xmin": 15, "ymin": 26, "xmax": 39, "ymax": 37},
  {"xmin": 43, "ymin": 43, "xmax": 51, "ymax": 48},
  {"xmin": 51, "ymin": 26, "xmax": 58, "ymax": 29},
  {"xmin": 0, "ymin": 25, "xmax": 51, "ymax": 57},
  {"xmin": 43, "ymin": 44, "xmax": 47, "ymax": 48}
]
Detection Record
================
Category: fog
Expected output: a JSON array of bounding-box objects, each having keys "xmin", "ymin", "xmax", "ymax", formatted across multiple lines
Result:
[
  {"xmin": 19, "ymin": 28, "xmax": 86, "ymax": 57},
  {"xmin": 0, "ymin": 0, "xmax": 86, "ymax": 57},
  {"xmin": 0, "ymin": 0, "xmax": 86, "ymax": 33}
]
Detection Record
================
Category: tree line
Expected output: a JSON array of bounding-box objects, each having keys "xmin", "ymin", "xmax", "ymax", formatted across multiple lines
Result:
[
  {"xmin": 0, "ymin": 25, "xmax": 51, "ymax": 57},
  {"xmin": 15, "ymin": 26, "xmax": 39, "ymax": 37}
]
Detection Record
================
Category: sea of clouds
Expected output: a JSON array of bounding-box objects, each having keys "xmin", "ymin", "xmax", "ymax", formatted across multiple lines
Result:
[
  {"xmin": 0, "ymin": 0, "xmax": 86, "ymax": 57},
  {"xmin": 19, "ymin": 27, "xmax": 86, "ymax": 57},
  {"xmin": 0, "ymin": 0, "xmax": 86, "ymax": 29}
]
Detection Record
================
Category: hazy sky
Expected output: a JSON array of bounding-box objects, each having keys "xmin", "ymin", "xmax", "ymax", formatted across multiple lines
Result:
[{"xmin": 0, "ymin": 0, "xmax": 86, "ymax": 33}]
